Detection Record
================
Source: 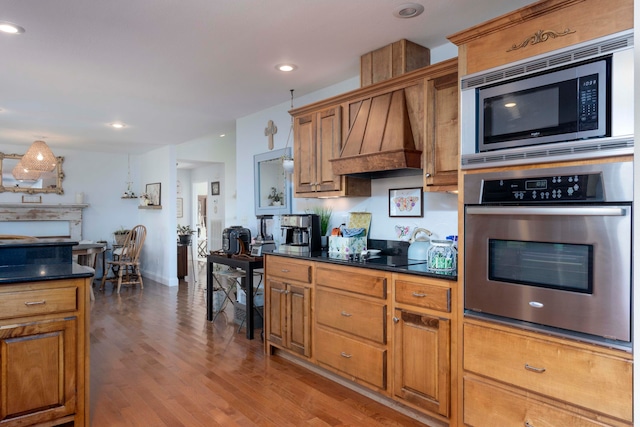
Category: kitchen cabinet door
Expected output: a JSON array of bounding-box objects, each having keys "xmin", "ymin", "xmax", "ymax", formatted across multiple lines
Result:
[
  {"xmin": 266, "ymin": 277, "xmax": 311, "ymax": 358},
  {"xmin": 293, "ymin": 105, "xmax": 370, "ymax": 198},
  {"xmin": 393, "ymin": 308, "xmax": 450, "ymax": 417},
  {"xmin": 424, "ymin": 70, "xmax": 458, "ymax": 191},
  {"xmin": 266, "ymin": 278, "xmax": 287, "ymax": 349},
  {"xmin": 0, "ymin": 318, "xmax": 78, "ymax": 426},
  {"xmin": 287, "ymin": 283, "xmax": 311, "ymax": 357},
  {"xmin": 293, "ymin": 106, "xmax": 341, "ymax": 194}
]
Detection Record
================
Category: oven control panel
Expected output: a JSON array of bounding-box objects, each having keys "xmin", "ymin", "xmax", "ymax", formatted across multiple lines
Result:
[{"xmin": 481, "ymin": 173, "xmax": 603, "ymax": 203}]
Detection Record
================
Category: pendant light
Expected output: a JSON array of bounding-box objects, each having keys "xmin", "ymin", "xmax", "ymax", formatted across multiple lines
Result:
[
  {"xmin": 21, "ymin": 140, "xmax": 57, "ymax": 172},
  {"xmin": 122, "ymin": 154, "xmax": 136, "ymax": 198},
  {"xmin": 12, "ymin": 160, "xmax": 41, "ymax": 181},
  {"xmin": 282, "ymin": 89, "xmax": 295, "ymax": 174}
]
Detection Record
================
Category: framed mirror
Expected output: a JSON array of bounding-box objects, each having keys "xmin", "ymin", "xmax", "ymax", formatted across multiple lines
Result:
[
  {"xmin": 254, "ymin": 147, "xmax": 292, "ymax": 215},
  {"xmin": 0, "ymin": 153, "xmax": 65, "ymax": 194}
]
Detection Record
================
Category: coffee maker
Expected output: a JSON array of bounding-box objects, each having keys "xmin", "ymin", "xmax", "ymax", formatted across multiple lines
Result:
[
  {"xmin": 279, "ymin": 214, "xmax": 321, "ymax": 254},
  {"xmin": 250, "ymin": 215, "xmax": 276, "ymax": 256}
]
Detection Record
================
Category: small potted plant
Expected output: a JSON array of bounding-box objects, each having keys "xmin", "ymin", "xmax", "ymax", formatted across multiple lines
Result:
[
  {"xmin": 113, "ymin": 226, "xmax": 130, "ymax": 246},
  {"xmin": 267, "ymin": 187, "xmax": 284, "ymax": 206},
  {"xmin": 310, "ymin": 206, "xmax": 332, "ymax": 249},
  {"xmin": 177, "ymin": 224, "xmax": 196, "ymax": 245}
]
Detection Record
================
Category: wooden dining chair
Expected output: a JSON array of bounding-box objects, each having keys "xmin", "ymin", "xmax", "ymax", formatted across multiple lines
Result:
[{"xmin": 100, "ymin": 224, "xmax": 147, "ymax": 294}]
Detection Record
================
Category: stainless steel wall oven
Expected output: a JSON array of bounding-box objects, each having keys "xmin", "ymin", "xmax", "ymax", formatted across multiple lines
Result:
[{"xmin": 464, "ymin": 160, "xmax": 632, "ymax": 350}]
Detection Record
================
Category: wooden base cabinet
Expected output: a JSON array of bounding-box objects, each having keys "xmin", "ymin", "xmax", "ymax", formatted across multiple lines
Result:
[
  {"xmin": 265, "ymin": 256, "xmax": 313, "ymax": 358},
  {"xmin": 463, "ymin": 320, "xmax": 633, "ymax": 426},
  {"xmin": 393, "ymin": 310, "xmax": 449, "ymax": 417},
  {"xmin": 392, "ymin": 274, "xmax": 453, "ymax": 420},
  {"xmin": 314, "ymin": 264, "xmax": 390, "ymax": 393},
  {"xmin": 0, "ymin": 278, "xmax": 90, "ymax": 427},
  {"xmin": 267, "ymin": 279, "xmax": 311, "ymax": 357}
]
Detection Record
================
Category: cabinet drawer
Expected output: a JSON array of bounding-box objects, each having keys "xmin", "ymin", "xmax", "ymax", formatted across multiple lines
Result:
[
  {"xmin": 315, "ymin": 327, "xmax": 386, "ymax": 390},
  {"xmin": 316, "ymin": 265, "xmax": 387, "ymax": 299},
  {"xmin": 266, "ymin": 257, "xmax": 312, "ymax": 284},
  {"xmin": 316, "ymin": 288, "xmax": 386, "ymax": 344},
  {"xmin": 395, "ymin": 279, "xmax": 450, "ymax": 312},
  {"xmin": 0, "ymin": 287, "xmax": 77, "ymax": 320},
  {"xmin": 464, "ymin": 323, "xmax": 632, "ymax": 422},
  {"xmin": 464, "ymin": 375, "xmax": 619, "ymax": 427}
]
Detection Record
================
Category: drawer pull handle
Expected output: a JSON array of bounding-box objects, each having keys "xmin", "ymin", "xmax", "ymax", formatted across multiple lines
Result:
[
  {"xmin": 340, "ymin": 311, "xmax": 352, "ymax": 317},
  {"xmin": 524, "ymin": 363, "xmax": 546, "ymax": 373},
  {"xmin": 24, "ymin": 300, "xmax": 46, "ymax": 306},
  {"xmin": 340, "ymin": 352, "xmax": 352, "ymax": 359},
  {"xmin": 412, "ymin": 292, "xmax": 427, "ymax": 298},
  {"xmin": 524, "ymin": 422, "xmax": 534, "ymax": 427},
  {"xmin": 281, "ymin": 269, "xmax": 290, "ymax": 273}
]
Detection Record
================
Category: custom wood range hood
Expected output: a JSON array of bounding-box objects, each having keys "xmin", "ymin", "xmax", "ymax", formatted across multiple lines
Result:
[
  {"xmin": 329, "ymin": 39, "xmax": 428, "ymax": 179},
  {"xmin": 329, "ymin": 88, "xmax": 422, "ymax": 178}
]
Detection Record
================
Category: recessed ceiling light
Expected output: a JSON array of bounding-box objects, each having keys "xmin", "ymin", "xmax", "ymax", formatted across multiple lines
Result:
[
  {"xmin": 110, "ymin": 122, "xmax": 126, "ymax": 129},
  {"xmin": 219, "ymin": 134, "xmax": 226, "ymax": 138},
  {"xmin": 276, "ymin": 64, "xmax": 298, "ymax": 72},
  {"xmin": 0, "ymin": 21, "xmax": 25, "ymax": 34},
  {"xmin": 393, "ymin": 3, "xmax": 425, "ymax": 19}
]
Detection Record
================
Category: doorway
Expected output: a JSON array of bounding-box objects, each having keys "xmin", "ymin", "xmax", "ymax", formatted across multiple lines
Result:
[{"xmin": 197, "ymin": 195, "xmax": 207, "ymax": 261}]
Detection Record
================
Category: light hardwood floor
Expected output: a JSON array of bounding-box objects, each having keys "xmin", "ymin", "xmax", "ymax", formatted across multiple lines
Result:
[{"xmin": 90, "ymin": 263, "xmax": 424, "ymax": 426}]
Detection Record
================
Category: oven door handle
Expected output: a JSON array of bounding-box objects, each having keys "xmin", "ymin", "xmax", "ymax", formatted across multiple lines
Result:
[{"xmin": 466, "ymin": 206, "xmax": 627, "ymax": 217}]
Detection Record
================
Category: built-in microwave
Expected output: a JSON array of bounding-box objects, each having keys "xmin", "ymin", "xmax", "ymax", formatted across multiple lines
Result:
[
  {"xmin": 459, "ymin": 30, "xmax": 634, "ymax": 168},
  {"xmin": 478, "ymin": 57, "xmax": 609, "ymax": 152}
]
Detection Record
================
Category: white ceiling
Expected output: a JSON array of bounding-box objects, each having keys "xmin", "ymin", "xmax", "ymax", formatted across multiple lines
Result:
[{"xmin": 0, "ymin": 0, "xmax": 535, "ymax": 155}]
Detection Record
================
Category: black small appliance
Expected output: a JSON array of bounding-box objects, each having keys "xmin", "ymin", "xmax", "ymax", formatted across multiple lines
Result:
[{"xmin": 222, "ymin": 226, "xmax": 251, "ymax": 255}]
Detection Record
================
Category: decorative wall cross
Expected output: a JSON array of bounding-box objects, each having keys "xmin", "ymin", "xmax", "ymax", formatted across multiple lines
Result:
[{"xmin": 264, "ymin": 120, "xmax": 277, "ymax": 150}]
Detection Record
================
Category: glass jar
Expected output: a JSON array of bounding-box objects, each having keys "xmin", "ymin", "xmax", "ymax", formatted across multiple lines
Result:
[{"xmin": 426, "ymin": 240, "xmax": 457, "ymax": 272}]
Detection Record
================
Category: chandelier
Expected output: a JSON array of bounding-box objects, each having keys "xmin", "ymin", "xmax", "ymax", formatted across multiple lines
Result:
[{"xmin": 21, "ymin": 140, "xmax": 57, "ymax": 172}]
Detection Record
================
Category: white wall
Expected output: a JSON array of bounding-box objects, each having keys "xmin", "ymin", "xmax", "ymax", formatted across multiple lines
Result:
[{"xmin": 137, "ymin": 145, "xmax": 178, "ymax": 287}]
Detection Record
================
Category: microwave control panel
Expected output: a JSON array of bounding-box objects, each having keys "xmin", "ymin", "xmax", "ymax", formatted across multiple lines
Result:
[
  {"xmin": 481, "ymin": 173, "xmax": 604, "ymax": 203},
  {"xmin": 578, "ymin": 74, "xmax": 599, "ymax": 131}
]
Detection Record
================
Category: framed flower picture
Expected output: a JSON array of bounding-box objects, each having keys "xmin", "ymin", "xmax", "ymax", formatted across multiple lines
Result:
[{"xmin": 389, "ymin": 187, "xmax": 423, "ymax": 217}]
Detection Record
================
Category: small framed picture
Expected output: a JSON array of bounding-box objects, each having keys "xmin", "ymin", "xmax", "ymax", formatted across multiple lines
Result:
[
  {"xmin": 21, "ymin": 195, "xmax": 42, "ymax": 204},
  {"xmin": 389, "ymin": 187, "xmax": 423, "ymax": 217},
  {"xmin": 176, "ymin": 197, "xmax": 183, "ymax": 218},
  {"xmin": 146, "ymin": 182, "xmax": 161, "ymax": 206},
  {"xmin": 211, "ymin": 181, "xmax": 220, "ymax": 196}
]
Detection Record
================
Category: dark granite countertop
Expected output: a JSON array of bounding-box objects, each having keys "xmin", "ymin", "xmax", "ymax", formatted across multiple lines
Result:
[
  {"xmin": 0, "ymin": 238, "xmax": 94, "ymax": 284},
  {"xmin": 0, "ymin": 263, "xmax": 95, "ymax": 285},
  {"xmin": 266, "ymin": 239, "xmax": 457, "ymax": 281}
]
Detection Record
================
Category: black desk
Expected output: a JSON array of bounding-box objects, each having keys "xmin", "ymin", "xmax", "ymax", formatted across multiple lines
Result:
[{"xmin": 206, "ymin": 254, "xmax": 263, "ymax": 339}]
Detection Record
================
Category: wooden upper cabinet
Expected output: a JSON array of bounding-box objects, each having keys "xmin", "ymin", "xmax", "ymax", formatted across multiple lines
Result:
[
  {"xmin": 292, "ymin": 105, "xmax": 371, "ymax": 198},
  {"xmin": 424, "ymin": 69, "xmax": 458, "ymax": 191},
  {"xmin": 448, "ymin": 0, "xmax": 633, "ymax": 75}
]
